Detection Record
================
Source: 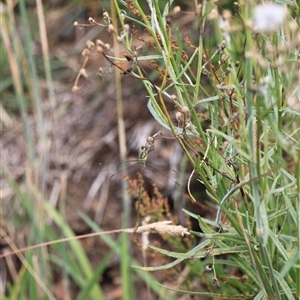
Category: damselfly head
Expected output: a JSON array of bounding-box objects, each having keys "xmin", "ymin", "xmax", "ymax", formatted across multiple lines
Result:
[{"xmin": 114, "ymin": 51, "xmax": 135, "ymax": 74}]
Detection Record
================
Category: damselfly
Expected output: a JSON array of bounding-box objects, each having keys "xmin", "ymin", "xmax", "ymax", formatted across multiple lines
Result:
[{"xmin": 85, "ymin": 132, "xmax": 184, "ymax": 228}]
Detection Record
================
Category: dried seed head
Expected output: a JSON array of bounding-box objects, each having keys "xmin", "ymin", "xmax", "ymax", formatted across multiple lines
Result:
[
  {"xmin": 79, "ymin": 68, "xmax": 88, "ymax": 78},
  {"xmin": 147, "ymin": 136, "xmax": 154, "ymax": 144},
  {"xmin": 123, "ymin": 23, "xmax": 130, "ymax": 33},
  {"xmin": 103, "ymin": 11, "xmax": 110, "ymax": 24},
  {"xmin": 116, "ymin": 36, "xmax": 123, "ymax": 43},
  {"xmin": 212, "ymin": 277, "xmax": 220, "ymax": 287},
  {"xmin": 72, "ymin": 85, "xmax": 80, "ymax": 93},
  {"xmin": 219, "ymin": 40, "xmax": 227, "ymax": 50},
  {"xmin": 288, "ymin": 20, "xmax": 298, "ymax": 32},
  {"xmin": 96, "ymin": 39, "xmax": 104, "ymax": 47},
  {"xmin": 175, "ymin": 112, "xmax": 183, "ymax": 123},
  {"xmin": 221, "ymin": 54, "xmax": 228, "ymax": 62},
  {"xmin": 173, "ymin": 6, "xmax": 181, "ymax": 14},
  {"xmin": 170, "ymin": 94, "xmax": 177, "ymax": 102},
  {"xmin": 98, "ymin": 67, "xmax": 104, "ymax": 76},
  {"xmin": 219, "ymin": 17, "xmax": 231, "ymax": 33},
  {"xmin": 233, "ymin": 2, "xmax": 240, "ymax": 10},
  {"xmin": 96, "ymin": 40, "xmax": 104, "ymax": 53},
  {"xmin": 205, "ymin": 264, "xmax": 213, "ymax": 273},
  {"xmin": 73, "ymin": 21, "xmax": 83, "ymax": 30},
  {"xmin": 181, "ymin": 106, "xmax": 190, "ymax": 115},
  {"xmin": 132, "ymin": 45, "xmax": 142, "ymax": 57},
  {"xmin": 260, "ymin": 76, "xmax": 271, "ymax": 85},
  {"xmin": 86, "ymin": 40, "xmax": 95, "ymax": 49},
  {"xmin": 88, "ymin": 17, "xmax": 96, "ymax": 25},
  {"xmin": 104, "ymin": 43, "xmax": 110, "ymax": 51},
  {"xmin": 81, "ymin": 48, "xmax": 90, "ymax": 57},
  {"xmin": 208, "ymin": 8, "xmax": 218, "ymax": 20},
  {"xmin": 222, "ymin": 9, "xmax": 232, "ymax": 20},
  {"xmin": 108, "ymin": 24, "xmax": 115, "ymax": 33},
  {"xmin": 245, "ymin": 19, "xmax": 254, "ymax": 30},
  {"xmin": 235, "ymin": 60, "xmax": 240, "ymax": 67}
]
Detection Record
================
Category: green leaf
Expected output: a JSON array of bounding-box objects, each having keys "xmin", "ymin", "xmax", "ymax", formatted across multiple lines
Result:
[
  {"xmin": 273, "ymin": 270, "xmax": 295, "ymax": 300},
  {"xmin": 155, "ymin": 282, "xmax": 256, "ymax": 299}
]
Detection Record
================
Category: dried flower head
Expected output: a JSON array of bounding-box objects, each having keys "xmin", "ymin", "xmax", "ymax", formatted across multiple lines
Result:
[
  {"xmin": 96, "ymin": 39, "xmax": 104, "ymax": 46},
  {"xmin": 104, "ymin": 43, "xmax": 110, "ymax": 51},
  {"xmin": 202, "ymin": 66, "xmax": 208, "ymax": 74},
  {"xmin": 208, "ymin": 8, "xmax": 218, "ymax": 20},
  {"xmin": 103, "ymin": 11, "xmax": 110, "ymax": 24},
  {"xmin": 181, "ymin": 106, "xmax": 190, "ymax": 115},
  {"xmin": 96, "ymin": 40, "xmax": 104, "ymax": 53},
  {"xmin": 212, "ymin": 277, "xmax": 220, "ymax": 287},
  {"xmin": 173, "ymin": 6, "xmax": 181, "ymax": 15},
  {"xmin": 86, "ymin": 40, "xmax": 95, "ymax": 49},
  {"xmin": 123, "ymin": 24, "xmax": 130, "ymax": 33},
  {"xmin": 72, "ymin": 85, "xmax": 80, "ymax": 93},
  {"xmin": 219, "ymin": 40, "xmax": 227, "ymax": 51},
  {"xmin": 88, "ymin": 17, "xmax": 96, "ymax": 25},
  {"xmin": 222, "ymin": 9, "xmax": 232, "ymax": 20},
  {"xmin": 175, "ymin": 112, "xmax": 183, "ymax": 123},
  {"xmin": 288, "ymin": 20, "xmax": 298, "ymax": 32},
  {"xmin": 233, "ymin": 2, "xmax": 240, "ymax": 11},
  {"xmin": 108, "ymin": 24, "xmax": 115, "ymax": 33},
  {"xmin": 170, "ymin": 95, "xmax": 177, "ymax": 102},
  {"xmin": 205, "ymin": 264, "xmax": 213, "ymax": 273},
  {"xmin": 79, "ymin": 68, "xmax": 88, "ymax": 78},
  {"xmin": 97, "ymin": 67, "xmax": 104, "ymax": 76},
  {"xmin": 81, "ymin": 49, "xmax": 90, "ymax": 57}
]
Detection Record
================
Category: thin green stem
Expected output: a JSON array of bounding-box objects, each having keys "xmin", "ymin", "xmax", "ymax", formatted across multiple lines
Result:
[
  {"xmin": 111, "ymin": 1, "xmax": 134, "ymax": 299},
  {"xmin": 297, "ymin": 149, "xmax": 300, "ymax": 298},
  {"xmin": 19, "ymin": 0, "xmax": 48, "ymax": 191}
]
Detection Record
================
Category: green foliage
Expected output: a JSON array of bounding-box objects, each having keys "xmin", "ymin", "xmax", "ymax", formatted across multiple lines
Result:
[{"xmin": 104, "ymin": 0, "xmax": 299, "ymax": 299}]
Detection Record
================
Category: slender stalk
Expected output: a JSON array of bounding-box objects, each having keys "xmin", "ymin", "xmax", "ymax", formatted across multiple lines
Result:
[
  {"xmin": 297, "ymin": 149, "xmax": 300, "ymax": 298},
  {"xmin": 110, "ymin": 1, "xmax": 134, "ymax": 299}
]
